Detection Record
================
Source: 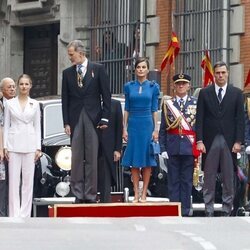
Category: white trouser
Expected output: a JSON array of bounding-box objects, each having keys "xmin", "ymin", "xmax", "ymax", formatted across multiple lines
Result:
[{"xmin": 8, "ymin": 152, "xmax": 35, "ymax": 217}]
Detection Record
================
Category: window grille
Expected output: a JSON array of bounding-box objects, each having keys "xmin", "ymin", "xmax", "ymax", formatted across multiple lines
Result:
[
  {"xmin": 174, "ymin": 0, "xmax": 231, "ymax": 91},
  {"xmin": 89, "ymin": 0, "xmax": 147, "ymax": 94}
]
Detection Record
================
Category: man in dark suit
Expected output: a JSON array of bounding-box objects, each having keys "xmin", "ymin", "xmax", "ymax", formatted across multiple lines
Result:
[
  {"xmin": 0, "ymin": 77, "xmax": 16, "ymax": 216},
  {"xmin": 61, "ymin": 40, "xmax": 111, "ymax": 203},
  {"xmin": 196, "ymin": 61, "xmax": 245, "ymax": 217},
  {"xmin": 159, "ymin": 73, "xmax": 197, "ymax": 216},
  {"xmin": 98, "ymin": 99, "xmax": 123, "ymax": 203}
]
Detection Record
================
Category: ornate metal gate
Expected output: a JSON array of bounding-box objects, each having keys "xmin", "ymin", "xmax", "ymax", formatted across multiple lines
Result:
[{"xmin": 89, "ymin": 0, "xmax": 147, "ymax": 94}]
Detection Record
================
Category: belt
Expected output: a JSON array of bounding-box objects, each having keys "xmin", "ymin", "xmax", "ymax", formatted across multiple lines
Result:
[
  {"xmin": 168, "ymin": 128, "xmax": 195, "ymax": 136},
  {"xmin": 168, "ymin": 128, "xmax": 201, "ymax": 158}
]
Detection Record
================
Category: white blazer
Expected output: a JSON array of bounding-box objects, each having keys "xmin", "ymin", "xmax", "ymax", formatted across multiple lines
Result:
[{"xmin": 4, "ymin": 97, "xmax": 41, "ymax": 153}]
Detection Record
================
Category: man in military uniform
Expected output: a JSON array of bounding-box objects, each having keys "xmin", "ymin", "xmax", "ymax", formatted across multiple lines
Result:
[{"xmin": 159, "ymin": 73, "xmax": 197, "ymax": 216}]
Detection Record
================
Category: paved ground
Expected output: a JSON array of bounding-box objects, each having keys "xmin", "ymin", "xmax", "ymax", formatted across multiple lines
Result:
[{"xmin": 0, "ymin": 216, "xmax": 250, "ymax": 250}]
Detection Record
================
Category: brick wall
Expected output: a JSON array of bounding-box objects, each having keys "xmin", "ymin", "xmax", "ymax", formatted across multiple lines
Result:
[
  {"xmin": 241, "ymin": 0, "xmax": 250, "ymax": 83},
  {"xmin": 156, "ymin": 0, "xmax": 250, "ymax": 92}
]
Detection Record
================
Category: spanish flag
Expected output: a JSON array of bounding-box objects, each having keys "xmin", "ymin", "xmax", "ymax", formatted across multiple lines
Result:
[
  {"xmin": 160, "ymin": 32, "xmax": 180, "ymax": 72},
  {"xmin": 244, "ymin": 69, "xmax": 250, "ymax": 88},
  {"xmin": 201, "ymin": 50, "xmax": 214, "ymax": 87}
]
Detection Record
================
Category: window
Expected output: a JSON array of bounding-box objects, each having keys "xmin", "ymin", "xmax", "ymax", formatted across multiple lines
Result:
[
  {"xmin": 90, "ymin": 0, "xmax": 146, "ymax": 94},
  {"xmin": 174, "ymin": 0, "xmax": 231, "ymax": 90}
]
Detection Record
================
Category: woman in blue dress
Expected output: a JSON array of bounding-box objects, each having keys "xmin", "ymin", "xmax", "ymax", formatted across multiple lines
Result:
[{"xmin": 122, "ymin": 57, "xmax": 160, "ymax": 202}]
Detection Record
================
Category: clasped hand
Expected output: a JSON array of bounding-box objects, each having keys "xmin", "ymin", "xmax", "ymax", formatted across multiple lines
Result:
[{"xmin": 97, "ymin": 120, "xmax": 108, "ymax": 129}]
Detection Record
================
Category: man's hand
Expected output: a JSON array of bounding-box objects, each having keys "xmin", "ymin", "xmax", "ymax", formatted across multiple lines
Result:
[
  {"xmin": 64, "ymin": 124, "xmax": 71, "ymax": 136},
  {"xmin": 97, "ymin": 119, "xmax": 108, "ymax": 130},
  {"xmin": 232, "ymin": 142, "xmax": 241, "ymax": 153},
  {"xmin": 113, "ymin": 151, "xmax": 121, "ymax": 162},
  {"xmin": 197, "ymin": 141, "xmax": 206, "ymax": 153}
]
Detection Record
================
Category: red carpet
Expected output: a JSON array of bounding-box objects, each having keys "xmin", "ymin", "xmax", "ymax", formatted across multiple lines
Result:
[{"xmin": 49, "ymin": 202, "xmax": 181, "ymax": 217}]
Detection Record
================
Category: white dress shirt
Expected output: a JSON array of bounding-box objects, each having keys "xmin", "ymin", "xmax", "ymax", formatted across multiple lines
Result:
[{"xmin": 215, "ymin": 83, "xmax": 227, "ymax": 100}]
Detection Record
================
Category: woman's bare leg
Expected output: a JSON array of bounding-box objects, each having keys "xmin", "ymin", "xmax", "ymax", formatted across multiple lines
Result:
[
  {"xmin": 131, "ymin": 168, "xmax": 140, "ymax": 202},
  {"xmin": 141, "ymin": 167, "xmax": 151, "ymax": 202}
]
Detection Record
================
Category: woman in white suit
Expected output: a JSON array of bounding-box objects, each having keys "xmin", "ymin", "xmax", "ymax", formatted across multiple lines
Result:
[{"xmin": 4, "ymin": 74, "xmax": 41, "ymax": 217}]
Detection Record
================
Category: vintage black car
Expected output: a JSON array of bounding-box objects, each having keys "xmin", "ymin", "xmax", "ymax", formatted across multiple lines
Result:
[
  {"xmin": 34, "ymin": 96, "xmax": 71, "ymax": 198},
  {"xmin": 33, "ymin": 95, "xmax": 165, "ymax": 199}
]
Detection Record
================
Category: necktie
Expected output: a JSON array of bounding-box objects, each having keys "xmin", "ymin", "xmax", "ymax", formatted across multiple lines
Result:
[
  {"xmin": 218, "ymin": 88, "xmax": 223, "ymax": 102},
  {"xmin": 77, "ymin": 64, "xmax": 82, "ymax": 75},
  {"xmin": 77, "ymin": 65, "xmax": 83, "ymax": 87},
  {"xmin": 179, "ymin": 98, "xmax": 184, "ymax": 112}
]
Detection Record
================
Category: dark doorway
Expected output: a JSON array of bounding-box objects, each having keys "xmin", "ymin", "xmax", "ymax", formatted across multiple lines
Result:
[{"xmin": 24, "ymin": 23, "xmax": 59, "ymax": 98}]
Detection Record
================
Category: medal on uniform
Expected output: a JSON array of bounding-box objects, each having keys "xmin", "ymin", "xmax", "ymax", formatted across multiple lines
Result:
[
  {"xmin": 77, "ymin": 65, "xmax": 84, "ymax": 88},
  {"xmin": 78, "ymin": 74, "xmax": 83, "ymax": 88}
]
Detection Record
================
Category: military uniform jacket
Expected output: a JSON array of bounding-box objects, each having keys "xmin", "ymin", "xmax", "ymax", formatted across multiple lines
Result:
[{"xmin": 159, "ymin": 96, "xmax": 197, "ymax": 156}]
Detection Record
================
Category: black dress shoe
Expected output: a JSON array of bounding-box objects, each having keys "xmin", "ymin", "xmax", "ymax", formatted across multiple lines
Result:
[
  {"xmin": 85, "ymin": 199, "xmax": 97, "ymax": 204},
  {"xmin": 182, "ymin": 214, "xmax": 191, "ymax": 217},
  {"xmin": 220, "ymin": 211, "xmax": 230, "ymax": 217},
  {"xmin": 205, "ymin": 211, "xmax": 214, "ymax": 217},
  {"xmin": 74, "ymin": 198, "xmax": 84, "ymax": 204}
]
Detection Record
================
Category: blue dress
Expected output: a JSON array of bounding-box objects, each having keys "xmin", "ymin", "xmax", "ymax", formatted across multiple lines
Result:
[{"xmin": 121, "ymin": 80, "xmax": 160, "ymax": 168}]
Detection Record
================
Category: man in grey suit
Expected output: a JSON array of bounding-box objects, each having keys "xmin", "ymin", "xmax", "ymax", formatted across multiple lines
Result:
[
  {"xmin": 196, "ymin": 61, "xmax": 245, "ymax": 217},
  {"xmin": 62, "ymin": 40, "xmax": 111, "ymax": 203}
]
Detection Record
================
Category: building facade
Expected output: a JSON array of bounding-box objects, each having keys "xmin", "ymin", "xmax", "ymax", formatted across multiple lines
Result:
[
  {"xmin": 156, "ymin": 0, "xmax": 250, "ymax": 94},
  {"xmin": 0, "ymin": 0, "xmax": 249, "ymax": 97}
]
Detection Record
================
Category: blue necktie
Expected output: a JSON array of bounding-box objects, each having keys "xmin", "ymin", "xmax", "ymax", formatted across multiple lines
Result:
[
  {"xmin": 218, "ymin": 88, "xmax": 223, "ymax": 102},
  {"xmin": 77, "ymin": 65, "xmax": 83, "ymax": 75}
]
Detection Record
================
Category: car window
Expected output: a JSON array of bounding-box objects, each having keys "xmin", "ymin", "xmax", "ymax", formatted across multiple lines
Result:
[{"xmin": 43, "ymin": 104, "xmax": 65, "ymax": 138}]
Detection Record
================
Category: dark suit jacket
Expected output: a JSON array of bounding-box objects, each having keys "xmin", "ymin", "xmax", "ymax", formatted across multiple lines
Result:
[
  {"xmin": 61, "ymin": 61, "xmax": 111, "ymax": 136},
  {"xmin": 196, "ymin": 84, "xmax": 245, "ymax": 168},
  {"xmin": 100, "ymin": 99, "xmax": 123, "ymax": 185}
]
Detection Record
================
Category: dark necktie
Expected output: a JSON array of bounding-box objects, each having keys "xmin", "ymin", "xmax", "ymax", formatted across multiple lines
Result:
[
  {"xmin": 179, "ymin": 98, "xmax": 184, "ymax": 112},
  {"xmin": 218, "ymin": 88, "xmax": 223, "ymax": 102},
  {"xmin": 77, "ymin": 65, "xmax": 83, "ymax": 87}
]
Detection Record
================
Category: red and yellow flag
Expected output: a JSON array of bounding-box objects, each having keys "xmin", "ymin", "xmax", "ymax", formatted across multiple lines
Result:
[
  {"xmin": 201, "ymin": 50, "xmax": 214, "ymax": 87},
  {"xmin": 160, "ymin": 32, "xmax": 180, "ymax": 72},
  {"xmin": 244, "ymin": 69, "xmax": 250, "ymax": 88}
]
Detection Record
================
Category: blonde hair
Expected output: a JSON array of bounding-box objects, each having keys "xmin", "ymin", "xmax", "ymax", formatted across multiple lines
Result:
[{"xmin": 17, "ymin": 74, "xmax": 32, "ymax": 85}]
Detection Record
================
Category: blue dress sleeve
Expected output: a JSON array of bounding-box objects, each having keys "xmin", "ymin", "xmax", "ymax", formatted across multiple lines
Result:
[
  {"xmin": 151, "ymin": 83, "xmax": 160, "ymax": 112},
  {"xmin": 124, "ymin": 82, "xmax": 130, "ymax": 111}
]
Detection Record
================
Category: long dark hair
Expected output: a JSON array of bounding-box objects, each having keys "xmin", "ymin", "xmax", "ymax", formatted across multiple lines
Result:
[{"xmin": 134, "ymin": 57, "xmax": 149, "ymax": 70}]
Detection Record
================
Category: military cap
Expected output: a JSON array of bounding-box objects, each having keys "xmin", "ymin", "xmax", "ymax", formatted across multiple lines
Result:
[{"xmin": 173, "ymin": 73, "xmax": 191, "ymax": 83}]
